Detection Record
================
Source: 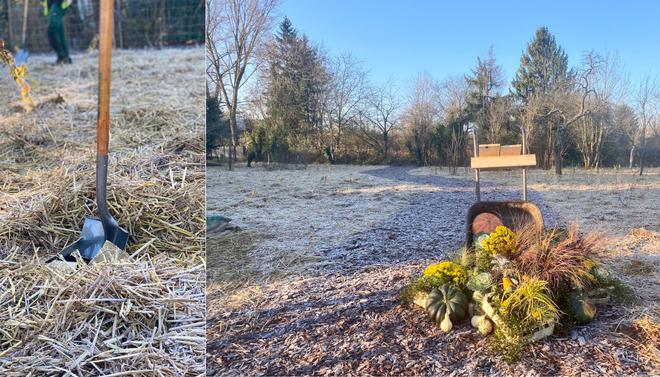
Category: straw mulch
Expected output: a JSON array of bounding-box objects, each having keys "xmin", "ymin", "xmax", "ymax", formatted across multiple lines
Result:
[
  {"xmin": 0, "ymin": 250, "xmax": 205, "ymax": 376},
  {"xmin": 0, "ymin": 148, "xmax": 205, "ymax": 263},
  {"xmin": 0, "ymin": 47, "xmax": 205, "ymax": 375}
]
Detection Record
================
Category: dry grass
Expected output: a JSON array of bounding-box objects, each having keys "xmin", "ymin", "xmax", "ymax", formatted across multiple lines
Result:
[
  {"xmin": 602, "ymin": 229, "xmax": 659, "ymax": 298},
  {"xmin": 0, "ymin": 47, "xmax": 205, "ymax": 374},
  {"xmin": 0, "ymin": 250, "xmax": 205, "ymax": 376},
  {"xmin": 627, "ymin": 315, "xmax": 660, "ymax": 368},
  {"xmin": 0, "ymin": 150, "xmax": 205, "ymax": 263},
  {"xmin": 207, "ymin": 231, "xmax": 268, "ymax": 287},
  {"xmin": 598, "ymin": 228, "xmax": 660, "ymax": 372},
  {"xmin": 206, "ymin": 164, "xmax": 414, "ymax": 295}
]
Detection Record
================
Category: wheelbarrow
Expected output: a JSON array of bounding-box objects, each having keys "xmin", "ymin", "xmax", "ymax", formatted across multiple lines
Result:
[{"xmin": 464, "ymin": 124, "xmax": 544, "ymax": 249}]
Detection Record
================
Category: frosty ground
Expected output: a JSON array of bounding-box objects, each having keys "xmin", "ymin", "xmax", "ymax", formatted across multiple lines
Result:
[{"xmin": 207, "ymin": 164, "xmax": 659, "ymax": 375}]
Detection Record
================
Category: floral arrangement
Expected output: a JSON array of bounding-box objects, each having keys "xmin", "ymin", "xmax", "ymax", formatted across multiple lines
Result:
[{"xmin": 402, "ymin": 223, "xmax": 633, "ymax": 361}]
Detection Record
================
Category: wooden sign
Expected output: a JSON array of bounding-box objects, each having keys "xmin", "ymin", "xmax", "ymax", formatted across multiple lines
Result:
[{"xmin": 471, "ymin": 154, "xmax": 537, "ymax": 169}]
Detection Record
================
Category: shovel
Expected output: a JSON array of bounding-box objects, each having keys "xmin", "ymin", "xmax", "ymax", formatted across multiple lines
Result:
[
  {"xmin": 49, "ymin": 0, "xmax": 128, "ymax": 263},
  {"xmin": 14, "ymin": 0, "xmax": 29, "ymax": 66}
]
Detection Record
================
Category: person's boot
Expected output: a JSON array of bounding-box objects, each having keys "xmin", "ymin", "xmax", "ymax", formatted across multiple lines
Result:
[{"xmin": 64, "ymin": 57, "xmax": 72, "ymax": 64}]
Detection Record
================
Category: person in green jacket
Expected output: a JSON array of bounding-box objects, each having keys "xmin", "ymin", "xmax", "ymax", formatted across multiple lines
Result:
[{"xmin": 43, "ymin": 0, "xmax": 72, "ymax": 64}]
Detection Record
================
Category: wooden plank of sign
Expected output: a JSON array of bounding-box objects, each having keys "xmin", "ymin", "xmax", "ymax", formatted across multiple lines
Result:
[
  {"xmin": 471, "ymin": 154, "xmax": 537, "ymax": 169},
  {"xmin": 479, "ymin": 144, "xmax": 501, "ymax": 157},
  {"xmin": 500, "ymin": 144, "xmax": 522, "ymax": 156}
]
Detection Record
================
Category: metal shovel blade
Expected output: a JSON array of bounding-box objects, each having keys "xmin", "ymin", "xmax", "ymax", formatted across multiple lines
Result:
[{"xmin": 51, "ymin": 217, "xmax": 129, "ymax": 263}]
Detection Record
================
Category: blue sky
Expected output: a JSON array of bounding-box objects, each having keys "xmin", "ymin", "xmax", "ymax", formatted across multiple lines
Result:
[{"xmin": 278, "ymin": 0, "xmax": 659, "ymax": 90}]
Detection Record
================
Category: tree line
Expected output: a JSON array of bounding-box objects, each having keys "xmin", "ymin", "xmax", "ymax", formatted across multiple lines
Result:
[{"xmin": 206, "ymin": 0, "xmax": 659, "ymax": 174}]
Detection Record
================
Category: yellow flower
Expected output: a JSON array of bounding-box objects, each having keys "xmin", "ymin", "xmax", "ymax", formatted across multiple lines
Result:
[
  {"xmin": 532, "ymin": 310, "xmax": 542, "ymax": 321},
  {"xmin": 482, "ymin": 226, "xmax": 516, "ymax": 257},
  {"xmin": 7, "ymin": 63, "xmax": 31, "ymax": 104},
  {"xmin": 423, "ymin": 261, "xmax": 467, "ymax": 285}
]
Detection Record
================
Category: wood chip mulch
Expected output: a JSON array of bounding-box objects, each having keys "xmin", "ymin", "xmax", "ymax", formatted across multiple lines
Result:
[{"xmin": 208, "ymin": 264, "xmax": 656, "ymax": 376}]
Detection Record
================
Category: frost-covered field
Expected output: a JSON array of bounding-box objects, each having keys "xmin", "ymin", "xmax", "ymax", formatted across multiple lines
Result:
[
  {"xmin": 207, "ymin": 164, "xmax": 659, "ymax": 293},
  {"xmin": 207, "ymin": 165, "xmax": 437, "ymax": 286},
  {"xmin": 410, "ymin": 166, "xmax": 660, "ymax": 233},
  {"xmin": 208, "ymin": 164, "xmax": 658, "ymax": 290}
]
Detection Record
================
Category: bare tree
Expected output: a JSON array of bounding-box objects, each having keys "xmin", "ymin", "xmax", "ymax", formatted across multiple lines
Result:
[
  {"xmin": 361, "ymin": 80, "xmax": 400, "ymax": 162},
  {"xmin": 525, "ymin": 51, "xmax": 600, "ymax": 174},
  {"xmin": 486, "ymin": 96, "xmax": 514, "ymax": 143},
  {"xmin": 572, "ymin": 51, "xmax": 628, "ymax": 169},
  {"xmin": 206, "ymin": 0, "xmax": 279, "ymax": 167},
  {"xmin": 613, "ymin": 105, "xmax": 641, "ymax": 169},
  {"xmin": 635, "ymin": 74, "xmax": 659, "ymax": 175},
  {"xmin": 440, "ymin": 75, "xmax": 469, "ymax": 115},
  {"xmin": 403, "ymin": 72, "xmax": 441, "ymax": 166},
  {"xmin": 325, "ymin": 53, "xmax": 368, "ymax": 162},
  {"xmin": 440, "ymin": 75, "xmax": 469, "ymax": 173},
  {"xmin": 206, "ymin": 0, "xmax": 227, "ymax": 101}
]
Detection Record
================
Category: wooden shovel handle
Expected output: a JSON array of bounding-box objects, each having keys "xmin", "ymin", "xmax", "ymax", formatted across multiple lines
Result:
[{"xmin": 97, "ymin": 0, "xmax": 114, "ymax": 156}]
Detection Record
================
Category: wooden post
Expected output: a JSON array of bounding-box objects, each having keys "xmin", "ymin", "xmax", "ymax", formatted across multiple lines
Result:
[
  {"xmin": 521, "ymin": 126, "xmax": 527, "ymax": 201},
  {"xmin": 159, "ymin": 0, "xmax": 166, "ymax": 47},
  {"xmin": 97, "ymin": 0, "xmax": 114, "ymax": 157},
  {"xmin": 20, "ymin": 0, "xmax": 28, "ymax": 48},
  {"xmin": 472, "ymin": 128, "xmax": 480, "ymax": 202}
]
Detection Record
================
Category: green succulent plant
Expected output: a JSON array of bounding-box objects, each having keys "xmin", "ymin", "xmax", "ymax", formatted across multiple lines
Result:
[{"xmin": 467, "ymin": 272, "xmax": 494, "ymax": 293}]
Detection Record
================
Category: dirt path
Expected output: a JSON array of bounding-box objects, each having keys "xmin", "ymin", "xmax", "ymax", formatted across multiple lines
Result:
[{"xmin": 207, "ymin": 165, "xmax": 657, "ymax": 376}]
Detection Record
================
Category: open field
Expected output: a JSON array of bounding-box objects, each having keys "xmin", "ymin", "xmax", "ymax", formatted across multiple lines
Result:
[
  {"xmin": 207, "ymin": 164, "xmax": 659, "ymax": 375},
  {"xmin": 0, "ymin": 48, "xmax": 205, "ymax": 375}
]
